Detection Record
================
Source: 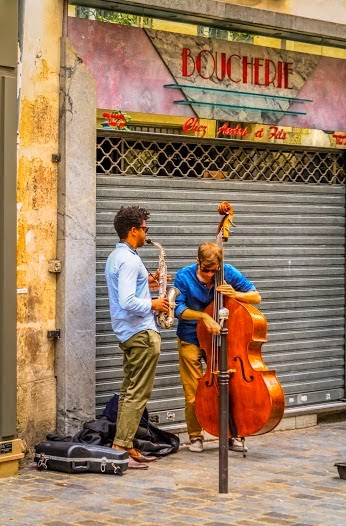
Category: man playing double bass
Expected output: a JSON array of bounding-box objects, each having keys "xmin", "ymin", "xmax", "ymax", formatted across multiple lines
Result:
[{"xmin": 174, "ymin": 242, "xmax": 261, "ymax": 453}]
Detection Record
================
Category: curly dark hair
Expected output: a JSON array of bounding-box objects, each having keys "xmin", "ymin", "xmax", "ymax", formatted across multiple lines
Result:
[{"xmin": 113, "ymin": 206, "xmax": 150, "ymax": 239}]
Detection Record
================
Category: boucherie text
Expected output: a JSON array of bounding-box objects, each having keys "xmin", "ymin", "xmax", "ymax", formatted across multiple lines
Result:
[{"xmin": 182, "ymin": 48, "xmax": 293, "ymax": 89}]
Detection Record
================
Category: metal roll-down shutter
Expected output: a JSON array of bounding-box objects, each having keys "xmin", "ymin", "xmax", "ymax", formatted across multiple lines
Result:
[{"xmin": 96, "ymin": 132, "xmax": 345, "ymax": 431}]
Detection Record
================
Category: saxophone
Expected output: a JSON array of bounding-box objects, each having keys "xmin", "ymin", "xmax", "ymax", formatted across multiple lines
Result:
[{"xmin": 146, "ymin": 239, "xmax": 180, "ymax": 329}]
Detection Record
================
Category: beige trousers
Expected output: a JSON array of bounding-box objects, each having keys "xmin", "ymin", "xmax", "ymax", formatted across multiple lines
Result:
[
  {"xmin": 177, "ymin": 338, "xmax": 206, "ymax": 440},
  {"xmin": 113, "ymin": 329, "xmax": 161, "ymax": 449}
]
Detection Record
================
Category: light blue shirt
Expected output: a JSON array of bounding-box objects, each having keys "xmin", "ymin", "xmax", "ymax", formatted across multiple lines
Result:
[{"xmin": 105, "ymin": 242, "xmax": 159, "ymax": 343}]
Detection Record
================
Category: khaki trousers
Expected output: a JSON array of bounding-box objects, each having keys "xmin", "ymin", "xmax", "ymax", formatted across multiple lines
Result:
[
  {"xmin": 178, "ymin": 338, "xmax": 206, "ymax": 440},
  {"xmin": 113, "ymin": 329, "xmax": 161, "ymax": 449}
]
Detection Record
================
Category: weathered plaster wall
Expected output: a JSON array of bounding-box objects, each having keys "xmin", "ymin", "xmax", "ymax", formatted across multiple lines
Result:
[
  {"xmin": 17, "ymin": 0, "xmax": 62, "ymax": 446},
  {"xmin": 67, "ymin": 18, "xmax": 194, "ymax": 117}
]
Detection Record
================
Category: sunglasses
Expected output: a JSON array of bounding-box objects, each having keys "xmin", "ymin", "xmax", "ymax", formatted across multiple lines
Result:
[
  {"xmin": 138, "ymin": 226, "xmax": 149, "ymax": 233},
  {"xmin": 199, "ymin": 264, "xmax": 220, "ymax": 274}
]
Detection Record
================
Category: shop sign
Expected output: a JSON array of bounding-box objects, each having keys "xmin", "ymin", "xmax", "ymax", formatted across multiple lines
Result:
[
  {"xmin": 182, "ymin": 48, "xmax": 293, "ymax": 89},
  {"xmin": 182, "ymin": 118, "xmax": 288, "ymax": 141},
  {"xmin": 181, "ymin": 118, "xmax": 345, "ymax": 148}
]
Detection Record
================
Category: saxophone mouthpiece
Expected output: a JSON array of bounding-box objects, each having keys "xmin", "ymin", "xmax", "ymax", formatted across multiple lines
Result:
[{"xmin": 146, "ymin": 239, "xmax": 152, "ymax": 244}]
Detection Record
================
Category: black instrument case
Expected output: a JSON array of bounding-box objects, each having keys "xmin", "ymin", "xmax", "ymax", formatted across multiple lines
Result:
[{"xmin": 34, "ymin": 440, "xmax": 128, "ymax": 476}]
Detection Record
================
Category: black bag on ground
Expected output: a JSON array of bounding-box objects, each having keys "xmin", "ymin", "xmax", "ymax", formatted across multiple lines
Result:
[
  {"xmin": 103, "ymin": 393, "xmax": 180, "ymax": 456},
  {"xmin": 34, "ymin": 440, "xmax": 128, "ymax": 476},
  {"xmin": 46, "ymin": 394, "xmax": 180, "ymax": 456}
]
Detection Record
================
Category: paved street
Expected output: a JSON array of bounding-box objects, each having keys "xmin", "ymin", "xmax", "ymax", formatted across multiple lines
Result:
[{"xmin": 1, "ymin": 420, "xmax": 345, "ymax": 526}]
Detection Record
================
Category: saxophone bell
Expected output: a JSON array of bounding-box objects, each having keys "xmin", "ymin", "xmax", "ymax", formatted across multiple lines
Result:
[
  {"xmin": 161, "ymin": 285, "xmax": 180, "ymax": 329},
  {"xmin": 146, "ymin": 238, "xmax": 180, "ymax": 329}
]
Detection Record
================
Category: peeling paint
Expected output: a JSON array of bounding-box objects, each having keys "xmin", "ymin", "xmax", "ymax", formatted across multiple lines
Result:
[
  {"xmin": 18, "ymin": 156, "xmax": 57, "ymax": 211},
  {"xmin": 38, "ymin": 58, "xmax": 49, "ymax": 81},
  {"xmin": 20, "ymin": 96, "xmax": 58, "ymax": 147}
]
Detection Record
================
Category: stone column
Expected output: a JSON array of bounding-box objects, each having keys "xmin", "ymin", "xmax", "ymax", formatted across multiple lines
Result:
[{"xmin": 56, "ymin": 37, "xmax": 96, "ymax": 434}]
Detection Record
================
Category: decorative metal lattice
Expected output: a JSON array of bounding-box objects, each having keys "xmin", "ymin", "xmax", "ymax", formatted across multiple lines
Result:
[
  {"xmin": 97, "ymin": 132, "xmax": 345, "ymax": 184},
  {"xmin": 75, "ymin": 6, "xmax": 152, "ymax": 27}
]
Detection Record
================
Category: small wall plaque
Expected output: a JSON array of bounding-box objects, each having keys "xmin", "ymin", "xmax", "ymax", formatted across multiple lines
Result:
[{"xmin": 0, "ymin": 442, "xmax": 13, "ymax": 455}]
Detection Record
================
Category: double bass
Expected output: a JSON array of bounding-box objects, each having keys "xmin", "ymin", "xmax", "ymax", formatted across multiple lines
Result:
[{"xmin": 195, "ymin": 202, "xmax": 285, "ymax": 440}]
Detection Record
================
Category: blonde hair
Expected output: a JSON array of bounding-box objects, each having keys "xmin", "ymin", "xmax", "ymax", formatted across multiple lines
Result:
[{"xmin": 197, "ymin": 242, "xmax": 222, "ymax": 267}]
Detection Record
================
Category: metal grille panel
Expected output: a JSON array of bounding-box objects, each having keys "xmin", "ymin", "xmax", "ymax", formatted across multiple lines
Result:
[
  {"xmin": 97, "ymin": 131, "xmax": 345, "ymax": 184},
  {"xmin": 96, "ymin": 133, "xmax": 345, "ymax": 431}
]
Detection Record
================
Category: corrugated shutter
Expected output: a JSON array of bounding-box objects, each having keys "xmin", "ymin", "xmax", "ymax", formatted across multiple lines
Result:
[{"xmin": 96, "ymin": 173, "xmax": 345, "ymax": 431}]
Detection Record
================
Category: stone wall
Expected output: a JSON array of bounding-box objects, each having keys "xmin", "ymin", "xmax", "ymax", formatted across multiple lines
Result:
[
  {"xmin": 17, "ymin": 0, "xmax": 63, "ymax": 447},
  {"xmin": 56, "ymin": 37, "xmax": 96, "ymax": 435}
]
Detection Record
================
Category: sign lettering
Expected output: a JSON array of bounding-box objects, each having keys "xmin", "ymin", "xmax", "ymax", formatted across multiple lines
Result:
[
  {"xmin": 182, "ymin": 117, "xmax": 207, "ymax": 138},
  {"xmin": 333, "ymin": 133, "xmax": 346, "ymax": 146},
  {"xmin": 182, "ymin": 47, "xmax": 293, "ymax": 89},
  {"xmin": 0, "ymin": 442, "xmax": 12, "ymax": 455},
  {"xmin": 182, "ymin": 119, "xmax": 290, "ymax": 142},
  {"xmin": 268, "ymin": 126, "xmax": 287, "ymax": 140},
  {"xmin": 217, "ymin": 123, "xmax": 248, "ymax": 137}
]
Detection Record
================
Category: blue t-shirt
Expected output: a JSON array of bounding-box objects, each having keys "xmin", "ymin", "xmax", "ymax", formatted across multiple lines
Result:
[{"xmin": 174, "ymin": 263, "xmax": 256, "ymax": 346}]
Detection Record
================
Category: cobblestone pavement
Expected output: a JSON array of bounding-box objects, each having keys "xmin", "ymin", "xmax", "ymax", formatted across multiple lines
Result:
[{"xmin": 1, "ymin": 420, "xmax": 345, "ymax": 526}]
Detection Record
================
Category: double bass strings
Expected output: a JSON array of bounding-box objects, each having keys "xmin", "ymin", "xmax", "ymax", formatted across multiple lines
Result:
[{"xmin": 211, "ymin": 232, "xmax": 225, "ymax": 375}]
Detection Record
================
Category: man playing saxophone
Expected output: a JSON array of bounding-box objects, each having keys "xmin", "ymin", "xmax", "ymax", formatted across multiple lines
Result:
[{"xmin": 105, "ymin": 205, "xmax": 169, "ymax": 470}]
